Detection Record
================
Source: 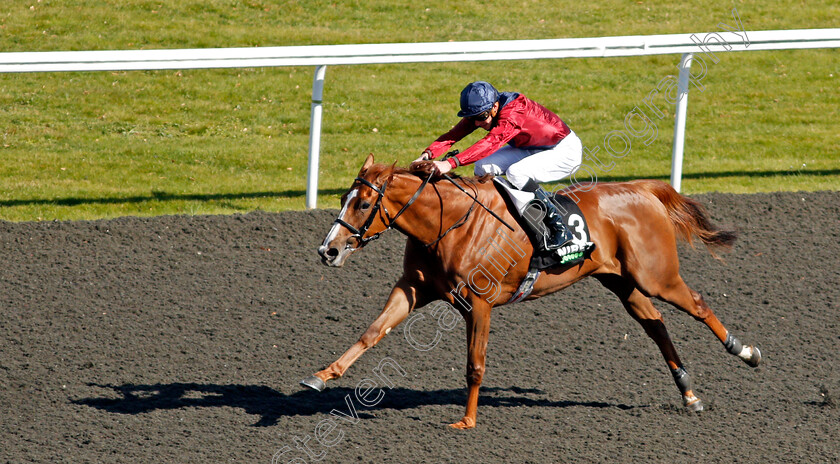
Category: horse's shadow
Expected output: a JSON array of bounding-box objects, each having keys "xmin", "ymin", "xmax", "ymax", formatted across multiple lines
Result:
[{"xmin": 72, "ymin": 382, "xmax": 638, "ymax": 427}]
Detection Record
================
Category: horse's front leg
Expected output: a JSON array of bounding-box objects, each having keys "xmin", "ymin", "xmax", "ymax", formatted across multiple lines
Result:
[
  {"xmin": 301, "ymin": 277, "xmax": 425, "ymax": 391},
  {"xmin": 450, "ymin": 301, "xmax": 491, "ymax": 429}
]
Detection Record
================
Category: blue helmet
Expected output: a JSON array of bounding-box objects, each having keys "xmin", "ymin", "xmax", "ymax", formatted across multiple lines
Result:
[{"xmin": 457, "ymin": 81, "xmax": 499, "ymax": 118}]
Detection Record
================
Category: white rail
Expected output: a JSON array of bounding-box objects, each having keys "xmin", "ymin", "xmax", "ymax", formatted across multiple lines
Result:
[{"xmin": 3, "ymin": 28, "xmax": 839, "ymax": 205}]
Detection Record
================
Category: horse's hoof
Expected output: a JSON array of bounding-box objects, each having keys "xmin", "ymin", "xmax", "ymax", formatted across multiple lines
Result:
[
  {"xmin": 686, "ymin": 399, "xmax": 704, "ymax": 412},
  {"xmin": 448, "ymin": 417, "xmax": 476, "ymax": 429},
  {"xmin": 683, "ymin": 395, "xmax": 704, "ymax": 412},
  {"xmin": 745, "ymin": 346, "xmax": 762, "ymax": 367},
  {"xmin": 300, "ymin": 376, "xmax": 327, "ymax": 392}
]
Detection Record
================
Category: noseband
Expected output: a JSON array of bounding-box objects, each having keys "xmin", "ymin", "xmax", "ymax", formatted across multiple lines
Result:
[{"xmin": 334, "ymin": 172, "xmax": 433, "ymax": 246}]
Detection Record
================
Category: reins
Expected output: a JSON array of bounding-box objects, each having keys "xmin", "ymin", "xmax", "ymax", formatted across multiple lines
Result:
[
  {"xmin": 440, "ymin": 173, "xmax": 515, "ymax": 232},
  {"xmin": 334, "ymin": 170, "xmax": 434, "ymax": 246},
  {"xmin": 440, "ymin": 150, "xmax": 515, "ymax": 232},
  {"xmin": 423, "ymin": 182, "xmax": 477, "ymax": 248},
  {"xmin": 334, "ymin": 154, "xmax": 515, "ymax": 248}
]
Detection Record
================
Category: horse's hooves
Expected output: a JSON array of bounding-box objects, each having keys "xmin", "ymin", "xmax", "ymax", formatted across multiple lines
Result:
[
  {"xmin": 746, "ymin": 346, "xmax": 762, "ymax": 367},
  {"xmin": 300, "ymin": 376, "xmax": 326, "ymax": 392}
]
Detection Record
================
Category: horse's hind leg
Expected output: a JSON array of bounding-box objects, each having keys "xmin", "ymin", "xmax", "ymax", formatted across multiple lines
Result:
[
  {"xmin": 621, "ymin": 229, "xmax": 762, "ymax": 369},
  {"xmin": 596, "ymin": 275, "xmax": 704, "ymax": 410},
  {"xmin": 650, "ymin": 275, "xmax": 762, "ymax": 368}
]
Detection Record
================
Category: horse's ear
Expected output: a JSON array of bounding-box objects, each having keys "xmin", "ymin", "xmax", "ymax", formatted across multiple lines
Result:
[
  {"xmin": 359, "ymin": 153, "xmax": 375, "ymax": 174},
  {"xmin": 386, "ymin": 161, "xmax": 398, "ymax": 182}
]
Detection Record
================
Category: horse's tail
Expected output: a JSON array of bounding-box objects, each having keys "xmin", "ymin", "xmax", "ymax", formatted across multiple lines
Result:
[{"xmin": 640, "ymin": 180, "xmax": 737, "ymax": 253}]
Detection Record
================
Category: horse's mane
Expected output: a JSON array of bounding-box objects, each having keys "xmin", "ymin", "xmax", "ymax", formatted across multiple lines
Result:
[{"xmin": 363, "ymin": 161, "xmax": 492, "ymax": 185}]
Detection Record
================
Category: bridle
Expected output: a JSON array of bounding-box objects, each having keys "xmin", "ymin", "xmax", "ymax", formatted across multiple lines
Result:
[
  {"xmin": 332, "ymin": 167, "xmax": 513, "ymax": 248},
  {"xmin": 333, "ymin": 171, "xmax": 434, "ymax": 246}
]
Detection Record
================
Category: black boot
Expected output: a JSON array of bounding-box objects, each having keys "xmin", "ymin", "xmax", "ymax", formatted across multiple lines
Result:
[
  {"xmin": 532, "ymin": 187, "xmax": 574, "ymax": 250},
  {"xmin": 517, "ymin": 180, "xmax": 595, "ymax": 261}
]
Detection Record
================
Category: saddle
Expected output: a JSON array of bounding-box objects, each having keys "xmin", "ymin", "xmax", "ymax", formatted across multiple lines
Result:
[{"xmin": 493, "ymin": 178, "xmax": 595, "ymax": 303}]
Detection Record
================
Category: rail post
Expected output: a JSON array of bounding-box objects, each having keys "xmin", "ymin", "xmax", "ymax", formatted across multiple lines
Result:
[
  {"xmin": 670, "ymin": 52, "xmax": 693, "ymax": 193},
  {"xmin": 306, "ymin": 65, "xmax": 327, "ymax": 209}
]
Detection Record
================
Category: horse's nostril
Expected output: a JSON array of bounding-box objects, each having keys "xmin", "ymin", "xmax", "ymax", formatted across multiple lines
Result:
[{"xmin": 326, "ymin": 248, "xmax": 339, "ymax": 258}]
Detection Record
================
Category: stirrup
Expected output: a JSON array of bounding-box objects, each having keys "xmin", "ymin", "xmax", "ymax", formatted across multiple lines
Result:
[
  {"xmin": 543, "ymin": 222, "xmax": 573, "ymax": 250},
  {"xmin": 541, "ymin": 208, "xmax": 575, "ymax": 250}
]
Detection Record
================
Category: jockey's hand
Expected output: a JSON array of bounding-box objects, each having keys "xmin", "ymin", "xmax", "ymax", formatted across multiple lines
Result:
[
  {"xmin": 408, "ymin": 159, "xmax": 452, "ymax": 177},
  {"xmin": 413, "ymin": 150, "xmax": 432, "ymax": 163},
  {"xmin": 432, "ymin": 160, "xmax": 453, "ymax": 175}
]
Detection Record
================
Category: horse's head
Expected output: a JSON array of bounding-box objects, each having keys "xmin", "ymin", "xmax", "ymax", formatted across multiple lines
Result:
[{"xmin": 318, "ymin": 154, "xmax": 398, "ymax": 267}]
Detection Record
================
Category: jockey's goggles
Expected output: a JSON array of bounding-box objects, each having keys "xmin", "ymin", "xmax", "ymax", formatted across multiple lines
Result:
[{"xmin": 469, "ymin": 109, "xmax": 493, "ymax": 121}]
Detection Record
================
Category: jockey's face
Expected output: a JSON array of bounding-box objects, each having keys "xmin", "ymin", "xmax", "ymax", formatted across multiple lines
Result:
[{"xmin": 472, "ymin": 101, "xmax": 499, "ymax": 131}]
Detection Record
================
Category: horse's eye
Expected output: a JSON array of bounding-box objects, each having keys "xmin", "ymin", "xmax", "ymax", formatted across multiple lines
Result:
[{"xmin": 359, "ymin": 201, "xmax": 371, "ymax": 211}]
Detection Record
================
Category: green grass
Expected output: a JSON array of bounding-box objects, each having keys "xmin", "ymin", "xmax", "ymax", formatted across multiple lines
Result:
[{"xmin": 1, "ymin": 1, "xmax": 839, "ymax": 221}]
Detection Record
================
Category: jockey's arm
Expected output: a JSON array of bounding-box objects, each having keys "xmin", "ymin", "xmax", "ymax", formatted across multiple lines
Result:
[
  {"xmin": 421, "ymin": 118, "xmax": 477, "ymax": 161},
  {"xmin": 447, "ymin": 118, "xmax": 519, "ymax": 168}
]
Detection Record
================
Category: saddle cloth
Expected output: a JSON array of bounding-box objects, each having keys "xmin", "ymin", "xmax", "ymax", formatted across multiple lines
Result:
[{"xmin": 493, "ymin": 178, "xmax": 593, "ymax": 272}]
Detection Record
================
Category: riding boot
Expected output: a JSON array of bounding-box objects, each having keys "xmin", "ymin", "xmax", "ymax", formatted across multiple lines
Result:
[
  {"xmin": 531, "ymin": 187, "xmax": 574, "ymax": 250},
  {"xmin": 518, "ymin": 179, "xmax": 595, "ymax": 258}
]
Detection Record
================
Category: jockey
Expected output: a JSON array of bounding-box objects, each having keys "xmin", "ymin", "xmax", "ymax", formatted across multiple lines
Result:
[{"xmin": 415, "ymin": 81, "xmax": 595, "ymax": 255}]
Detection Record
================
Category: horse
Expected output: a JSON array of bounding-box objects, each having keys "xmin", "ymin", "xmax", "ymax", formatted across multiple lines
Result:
[{"xmin": 302, "ymin": 153, "xmax": 761, "ymax": 429}]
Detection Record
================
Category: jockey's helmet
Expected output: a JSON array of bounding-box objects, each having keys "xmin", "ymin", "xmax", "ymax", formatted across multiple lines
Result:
[{"xmin": 457, "ymin": 81, "xmax": 499, "ymax": 118}]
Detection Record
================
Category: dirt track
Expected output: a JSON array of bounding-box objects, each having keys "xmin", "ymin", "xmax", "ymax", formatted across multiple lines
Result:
[{"xmin": 1, "ymin": 190, "xmax": 839, "ymax": 463}]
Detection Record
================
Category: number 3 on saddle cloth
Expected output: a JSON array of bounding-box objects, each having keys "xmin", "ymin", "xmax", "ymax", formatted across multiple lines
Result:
[{"xmin": 493, "ymin": 177, "xmax": 595, "ymax": 304}]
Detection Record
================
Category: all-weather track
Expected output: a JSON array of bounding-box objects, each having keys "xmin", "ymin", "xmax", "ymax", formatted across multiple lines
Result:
[{"xmin": 1, "ymin": 191, "xmax": 838, "ymax": 463}]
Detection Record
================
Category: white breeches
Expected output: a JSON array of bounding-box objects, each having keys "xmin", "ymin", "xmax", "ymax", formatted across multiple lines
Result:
[{"xmin": 473, "ymin": 130, "xmax": 583, "ymax": 189}]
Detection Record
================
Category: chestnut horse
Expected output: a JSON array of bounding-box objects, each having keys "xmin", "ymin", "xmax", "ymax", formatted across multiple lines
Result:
[{"xmin": 302, "ymin": 154, "xmax": 761, "ymax": 429}]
